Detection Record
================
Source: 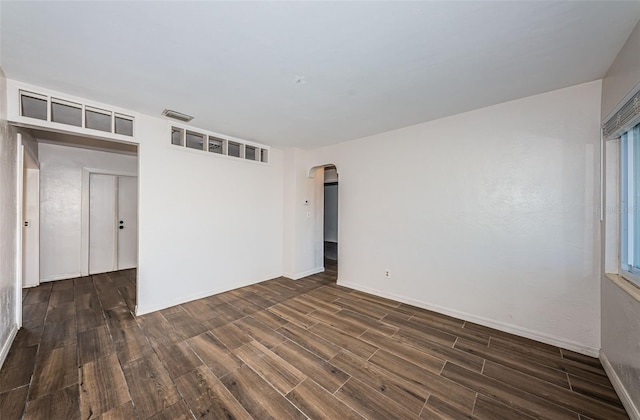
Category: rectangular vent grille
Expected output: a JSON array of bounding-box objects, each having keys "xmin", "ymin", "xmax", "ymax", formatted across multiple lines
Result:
[{"xmin": 162, "ymin": 109, "xmax": 193, "ymax": 122}]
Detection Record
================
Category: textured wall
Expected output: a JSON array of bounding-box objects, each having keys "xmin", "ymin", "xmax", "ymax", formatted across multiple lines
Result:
[
  {"xmin": 293, "ymin": 81, "xmax": 602, "ymax": 354},
  {"xmin": 601, "ymin": 19, "xmax": 640, "ymax": 418},
  {"xmin": 0, "ymin": 67, "xmax": 19, "ymax": 367}
]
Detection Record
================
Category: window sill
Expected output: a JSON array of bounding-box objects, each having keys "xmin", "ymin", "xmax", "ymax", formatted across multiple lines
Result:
[{"xmin": 605, "ymin": 273, "xmax": 640, "ymax": 303}]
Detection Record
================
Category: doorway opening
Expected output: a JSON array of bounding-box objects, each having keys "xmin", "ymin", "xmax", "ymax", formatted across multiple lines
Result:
[
  {"xmin": 308, "ymin": 163, "xmax": 339, "ymax": 282},
  {"xmin": 19, "ymin": 135, "xmax": 40, "ymax": 290},
  {"xmin": 323, "ymin": 166, "xmax": 338, "ymax": 279},
  {"xmin": 19, "ymin": 128, "xmax": 139, "ymax": 310}
]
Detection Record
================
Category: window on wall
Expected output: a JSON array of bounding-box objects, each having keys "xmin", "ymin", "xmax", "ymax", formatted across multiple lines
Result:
[
  {"xmin": 227, "ymin": 141, "xmax": 242, "ymax": 158},
  {"xmin": 171, "ymin": 127, "xmax": 184, "ymax": 146},
  {"xmin": 51, "ymin": 98, "xmax": 82, "ymax": 127},
  {"xmin": 186, "ymin": 131, "xmax": 204, "ymax": 150},
  {"xmin": 208, "ymin": 136, "xmax": 224, "ymax": 154},
  {"xmin": 245, "ymin": 145, "xmax": 257, "ymax": 161},
  {"xmin": 85, "ymin": 107, "xmax": 112, "ymax": 132},
  {"xmin": 620, "ymin": 122, "xmax": 640, "ymax": 287},
  {"xmin": 19, "ymin": 90, "xmax": 134, "ymax": 136},
  {"xmin": 20, "ymin": 92, "xmax": 47, "ymax": 120},
  {"xmin": 169, "ymin": 126, "xmax": 269, "ymax": 164}
]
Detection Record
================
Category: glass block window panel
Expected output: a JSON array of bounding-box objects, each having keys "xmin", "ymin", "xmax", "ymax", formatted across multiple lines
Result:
[
  {"xmin": 85, "ymin": 107, "xmax": 112, "ymax": 132},
  {"xmin": 228, "ymin": 141, "xmax": 241, "ymax": 158},
  {"xmin": 186, "ymin": 131, "xmax": 205, "ymax": 150},
  {"xmin": 260, "ymin": 149, "xmax": 269, "ymax": 163},
  {"xmin": 245, "ymin": 145, "xmax": 257, "ymax": 160},
  {"xmin": 51, "ymin": 100, "xmax": 82, "ymax": 127},
  {"xmin": 208, "ymin": 136, "xmax": 224, "ymax": 154},
  {"xmin": 115, "ymin": 115, "xmax": 134, "ymax": 136},
  {"xmin": 20, "ymin": 92, "xmax": 47, "ymax": 120},
  {"xmin": 171, "ymin": 127, "xmax": 184, "ymax": 146}
]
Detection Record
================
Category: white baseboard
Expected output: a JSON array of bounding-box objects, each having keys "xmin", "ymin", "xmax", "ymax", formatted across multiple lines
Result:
[
  {"xmin": 337, "ymin": 280, "xmax": 600, "ymax": 357},
  {"xmin": 600, "ymin": 352, "xmax": 640, "ymax": 420},
  {"xmin": 283, "ymin": 267, "xmax": 325, "ymax": 281},
  {"xmin": 41, "ymin": 272, "xmax": 82, "ymax": 282},
  {"xmin": 0, "ymin": 325, "xmax": 19, "ymax": 370}
]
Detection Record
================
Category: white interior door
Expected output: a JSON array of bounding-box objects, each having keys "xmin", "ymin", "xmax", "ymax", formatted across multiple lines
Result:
[
  {"xmin": 117, "ymin": 176, "xmax": 137, "ymax": 270},
  {"xmin": 22, "ymin": 163, "xmax": 40, "ymax": 287},
  {"xmin": 89, "ymin": 174, "xmax": 117, "ymax": 274},
  {"xmin": 89, "ymin": 173, "xmax": 138, "ymax": 274}
]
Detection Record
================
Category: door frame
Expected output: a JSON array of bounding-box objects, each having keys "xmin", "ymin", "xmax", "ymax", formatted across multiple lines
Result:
[
  {"xmin": 80, "ymin": 167, "xmax": 137, "ymax": 276},
  {"xmin": 22, "ymin": 148, "xmax": 40, "ymax": 287},
  {"xmin": 16, "ymin": 133, "xmax": 40, "ymax": 323},
  {"xmin": 307, "ymin": 164, "xmax": 340, "ymax": 277}
]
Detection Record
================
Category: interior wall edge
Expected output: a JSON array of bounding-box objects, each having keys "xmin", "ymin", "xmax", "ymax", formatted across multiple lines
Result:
[
  {"xmin": 338, "ymin": 279, "xmax": 601, "ymax": 357},
  {"xmin": 600, "ymin": 351, "xmax": 640, "ymax": 420},
  {"xmin": 135, "ymin": 271, "xmax": 284, "ymax": 316},
  {"xmin": 0, "ymin": 325, "xmax": 18, "ymax": 370},
  {"xmin": 283, "ymin": 266, "xmax": 325, "ymax": 281}
]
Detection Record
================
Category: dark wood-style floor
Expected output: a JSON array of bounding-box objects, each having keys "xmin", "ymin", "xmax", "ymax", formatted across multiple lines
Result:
[{"xmin": 0, "ymin": 263, "xmax": 629, "ymax": 419}]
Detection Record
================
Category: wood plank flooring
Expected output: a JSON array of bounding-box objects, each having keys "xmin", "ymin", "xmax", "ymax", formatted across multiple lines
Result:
[{"xmin": 0, "ymin": 263, "xmax": 629, "ymax": 419}]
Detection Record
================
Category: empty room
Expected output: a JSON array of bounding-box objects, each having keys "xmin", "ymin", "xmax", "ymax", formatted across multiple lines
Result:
[{"xmin": 1, "ymin": 1, "xmax": 640, "ymax": 419}]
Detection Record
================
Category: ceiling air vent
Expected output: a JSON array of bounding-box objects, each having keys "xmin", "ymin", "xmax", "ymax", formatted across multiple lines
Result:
[{"xmin": 162, "ymin": 109, "xmax": 193, "ymax": 122}]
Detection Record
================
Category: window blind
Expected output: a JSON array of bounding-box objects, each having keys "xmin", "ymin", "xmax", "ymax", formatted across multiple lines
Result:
[{"xmin": 604, "ymin": 89, "xmax": 640, "ymax": 140}]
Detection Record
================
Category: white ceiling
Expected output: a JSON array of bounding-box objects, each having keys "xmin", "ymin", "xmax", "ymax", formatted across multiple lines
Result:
[{"xmin": 2, "ymin": 1, "xmax": 639, "ymax": 148}]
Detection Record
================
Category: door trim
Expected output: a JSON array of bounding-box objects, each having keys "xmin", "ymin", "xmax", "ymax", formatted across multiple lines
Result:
[
  {"xmin": 16, "ymin": 137, "xmax": 24, "ymax": 327},
  {"xmin": 15, "ymin": 130, "xmax": 40, "ymax": 322},
  {"xmin": 81, "ymin": 167, "xmax": 137, "ymax": 276},
  {"xmin": 22, "ymin": 155, "xmax": 40, "ymax": 287}
]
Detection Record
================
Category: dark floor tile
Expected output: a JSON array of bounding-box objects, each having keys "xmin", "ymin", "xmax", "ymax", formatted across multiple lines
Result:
[
  {"xmin": 0, "ymin": 386, "xmax": 28, "ymax": 419},
  {"xmin": 472, "ymin": 394, "xmax": 537, "ymax": 420},
  {"xmin": 0, "ymin": 344, "xmax": 38, "ymax": 393},
  {"xmin": 122, "ymin": 353, "xmax": 181, "ymax": 419},
  {"xmin": 30, "ymin": 343, "xmax": 78, "ymax": 401},
  {"xmin": 153, "ymin": 340, "xmax": 203, "ymax": 379},
  {"xmin": 25, "ymin": 384, "xmax": 80, "ymax": 420},
  {"xmin": 79, "ymin": 353, "xmax": 131, "ymax": 419},
  {"xmin": 147, "ymin": 399, "xmax": 194, "ymax": 420},
  {"xmin": 78, "ymin": 325, "xmax": 115, "ymax": 364},
  {"xmin": 175, "ymin": 366, "xmax": 252, "ymax": 420},
  {"xmin": 335, "ymin": 377, "xmax": 418, "ymax": 419},
  {"xmin": 286, "ymin": 378, "xmax": 364, "ymax": 420},
  {"xmin": 219, "ymin": 364, "xmax": 306, "ymax": 419}
]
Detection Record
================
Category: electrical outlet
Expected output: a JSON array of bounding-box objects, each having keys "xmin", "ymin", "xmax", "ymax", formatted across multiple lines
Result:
[{"xmin": 384, "ymin": 269, "xmax": 391, "ymax": 279}]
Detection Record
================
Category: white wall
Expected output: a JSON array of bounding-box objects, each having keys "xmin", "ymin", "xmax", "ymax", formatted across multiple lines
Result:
[
  {"xmin": 282, "ymin": 154, "xmax": 326, "ymax": 279},
  {"xmin": 0, "ymin": 67, "xmax": 19, "ymax": 368},
  {"xmin": 136, "ymin": 115, "xmax": 284, "ymax": 313},
  {"xmin": 39, "ymin": 142, "xmax": 138, "ymax": 281},
  {"xmin": 5, "ymin": 80, "xmax": 285, "ymax": 316},
  {"xmin": 601, "ymin": 19, "xmax": 640, "ymax": 419},
  {"xmin": 601, "ymin": 21, "xmax": 640, "ymax": 121},
  {"xmin": 290, "ymin": 80, "xmax": 603, "ymax": 355}
]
